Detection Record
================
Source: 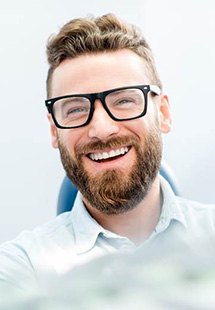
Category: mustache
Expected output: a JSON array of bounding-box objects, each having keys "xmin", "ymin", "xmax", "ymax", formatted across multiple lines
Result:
[{"xmin": 75, "ymin": 135, "xmax": 139, "ymax": 156}]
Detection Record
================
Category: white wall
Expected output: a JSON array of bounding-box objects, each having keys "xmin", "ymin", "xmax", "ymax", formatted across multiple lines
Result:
[
  {"xmin": 0, "ymin": 0, "xmax": 214, "ymax": 243},
  {"xmin": 143, "ymin": 0, "xmax": 215, "ymax": 202}
]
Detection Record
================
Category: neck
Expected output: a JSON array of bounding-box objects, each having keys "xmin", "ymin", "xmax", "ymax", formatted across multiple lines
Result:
[{"xmin": 83, "ymin": 175, "xmax": 162, "ymax": 245}]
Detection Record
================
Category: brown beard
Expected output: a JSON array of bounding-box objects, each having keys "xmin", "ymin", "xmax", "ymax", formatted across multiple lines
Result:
[{"xmin": 58, "ymin": 127, "xmax": 162, "ymax": 215}]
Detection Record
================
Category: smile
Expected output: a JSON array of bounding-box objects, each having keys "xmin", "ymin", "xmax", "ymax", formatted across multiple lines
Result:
[{"xmin": 88, "ymin": 146, "xmax": 129, "ymax": 161}]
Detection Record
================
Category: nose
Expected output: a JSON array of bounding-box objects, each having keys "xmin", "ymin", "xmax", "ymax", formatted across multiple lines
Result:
[{"xmin": 88, "ymin": 100, "xmax": 120, "ymax": 140}]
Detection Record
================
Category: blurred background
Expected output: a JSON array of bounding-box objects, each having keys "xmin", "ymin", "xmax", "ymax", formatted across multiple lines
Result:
[{"xmin": 0, "ymin": 0, "xmax": 214, "ymax": 243}]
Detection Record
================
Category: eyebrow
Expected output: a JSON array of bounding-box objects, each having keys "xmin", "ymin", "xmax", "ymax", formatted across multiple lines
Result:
[{"xmin": 60, "ymin": 97, "xmax": 90, "ymax": 104}]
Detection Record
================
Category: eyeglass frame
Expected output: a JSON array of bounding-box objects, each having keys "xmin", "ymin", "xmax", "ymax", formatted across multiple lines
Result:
[{"xmin": 45, "ymin": 84, "xmax": 161, "ymax": 129}]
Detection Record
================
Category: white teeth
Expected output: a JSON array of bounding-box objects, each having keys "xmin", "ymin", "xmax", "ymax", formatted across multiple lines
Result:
[
  {"xmin": 109, "ymin": 150, "xmax": 116, "ymax": 157},
  {"xmin": 98, "ymin": 153, "xmax": 103, "ymax": 160},
  {"xmin": 103, "ymin": 152, "xmax": 109, "ymax": 159},
  {"xmin": 89, "ymin": 147, "xmax": 129, "ymax": 161}
]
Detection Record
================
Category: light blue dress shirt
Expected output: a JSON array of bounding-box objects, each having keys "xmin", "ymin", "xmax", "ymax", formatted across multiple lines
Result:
[{"xmin": 0, "ymin": 176, "xmax": 215, "ymax": 293}]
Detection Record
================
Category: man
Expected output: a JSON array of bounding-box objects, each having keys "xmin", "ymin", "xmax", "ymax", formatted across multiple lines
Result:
[{"xmin": 0, "ymin": 13, "xmax": 215, "ymax": 294}]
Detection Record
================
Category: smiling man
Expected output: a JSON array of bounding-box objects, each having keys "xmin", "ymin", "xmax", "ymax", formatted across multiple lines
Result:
[
  {"xmin": 0, "ymin": 13, "xmax": 215, "ymax": 293},
  {"xmin": 46, "ymin": 48, "xmax": 170, "ymax": 243}
]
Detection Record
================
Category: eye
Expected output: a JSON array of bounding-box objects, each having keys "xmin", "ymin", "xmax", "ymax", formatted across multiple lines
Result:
[
  {"xmin": 66, "ymin": 106, "xmax": 89, "ymax": 115},
  {"xmin": 116, "ymin": 98, "xmax": 135, "ymax": 105},
  {"xmin": 56, "ymin": 97, "xmax": 90, "ymax": 119},
  {"xmin": 107, "ymin": 89, "xmax": 143, "ymax": 110},
  {"xmin": 63, "ymin": 105, "xmax": 90, "ymax": 122},
  {"xmin": 111, "ymin": 97, "xmax": 137, "ymax": 110}
]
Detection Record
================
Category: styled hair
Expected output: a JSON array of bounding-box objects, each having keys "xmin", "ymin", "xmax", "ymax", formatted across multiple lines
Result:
[{"xmin": 46, "ymin": 13, "xmax": 162, "ymax": 97}]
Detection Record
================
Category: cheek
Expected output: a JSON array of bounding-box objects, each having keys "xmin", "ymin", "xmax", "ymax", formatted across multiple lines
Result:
[
  {"xmin": 121, "ymin": 122, "xmax": 147, "ymax": 146},
  {"xmin": 58, "ymin": 129, "xmax": 85, "ymax": 156},
  {"xmin": 130, "ymin": 116, "xmax": 161, "ymax": 147},
  {"xmin": 129, "ymin": 114, "xmax": 157, "ymax": 135}
]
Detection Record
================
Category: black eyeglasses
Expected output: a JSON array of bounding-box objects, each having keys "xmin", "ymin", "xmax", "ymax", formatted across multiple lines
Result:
[{"xmin": 45, "ymin": 84, "xmax": 161, "ymax": 129}]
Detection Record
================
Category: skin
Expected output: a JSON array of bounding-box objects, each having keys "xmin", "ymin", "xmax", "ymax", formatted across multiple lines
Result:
[{"xmin": 48, "ymin": 49, "xmax": 171, "ymax": 244}]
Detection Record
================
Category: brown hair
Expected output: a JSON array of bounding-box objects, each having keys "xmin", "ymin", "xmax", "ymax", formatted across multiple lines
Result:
[{"xmin": 46, "ymin": 13, "xmax": 162, "ymax": 97}]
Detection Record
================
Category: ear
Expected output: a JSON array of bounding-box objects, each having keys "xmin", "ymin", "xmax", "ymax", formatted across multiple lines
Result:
[
  {"xmin": 158, "ymin": 93, "xmax": 172, "ymax": 133},
  {"xmin": 47, "ymin": 113, "xmax": 59, "ymax": 148}
]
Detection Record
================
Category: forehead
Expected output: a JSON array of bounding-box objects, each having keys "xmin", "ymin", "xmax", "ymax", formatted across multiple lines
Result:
[{"xmin": 50, "ymin": 49, "xmax": 151, "ymax": 97}]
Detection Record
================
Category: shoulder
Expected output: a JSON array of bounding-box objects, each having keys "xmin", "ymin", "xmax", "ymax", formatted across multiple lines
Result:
[
  {"xmin": 176, "ymin": 196, "xmax": 215, "ymax": 233},
  {"xmin": 32, "ymin": 211, "xmax": 74, "ymax": 238},
  {"xmin": 177, "ymin": 195, "xmax": 215, "ymax": 213},
  {"xmin": 0, "ymin": 211, "xmax": 77, "ymax": 289},
  {"xmin": 1, "ymin": 211, "xmax": 75, "ymax": 252}
]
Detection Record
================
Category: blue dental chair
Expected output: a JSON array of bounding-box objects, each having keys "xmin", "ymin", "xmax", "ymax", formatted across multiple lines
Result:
[{"xmin": 57, "ymin": 162, "xmax": 180, "ymax": 215}]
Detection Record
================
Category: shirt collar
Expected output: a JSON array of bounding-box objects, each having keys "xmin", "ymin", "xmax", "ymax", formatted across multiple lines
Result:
[
  {"xmin": 155, "ymin": 176, "xmax": 187, "ymax": 233},
  {"xmin": 70, "ymin": 192, "xmax": 105, "ymax": 254}
]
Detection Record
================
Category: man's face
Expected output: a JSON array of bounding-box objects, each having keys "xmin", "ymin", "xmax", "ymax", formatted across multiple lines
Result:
[{"xmin": 48, "ymin": 49, "xmax": 171, "ymax": 214}]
